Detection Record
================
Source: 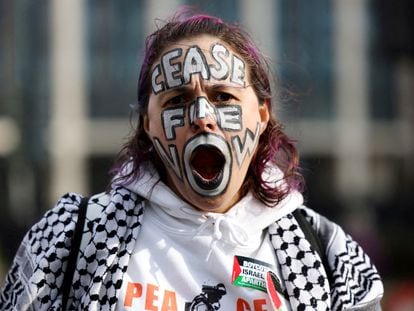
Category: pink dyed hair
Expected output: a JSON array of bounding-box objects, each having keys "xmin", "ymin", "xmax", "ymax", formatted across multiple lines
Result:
[{"xmin": 112, "ymin": 9, "xmax": 303, "ymax": 206}]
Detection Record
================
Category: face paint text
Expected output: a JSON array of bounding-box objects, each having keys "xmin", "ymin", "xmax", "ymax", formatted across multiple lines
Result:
[{"xmin": 151, "ymin": 43, "xmax": 246, "ymax": 94}]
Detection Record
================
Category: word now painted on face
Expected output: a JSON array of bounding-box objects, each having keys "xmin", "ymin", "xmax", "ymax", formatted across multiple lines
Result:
[
  {"xmin": 231, "ymin": 123, "xmax": 261, "ymax": 167},
  {"xmin": 162, "ymin": 97, "xmax": 242, "ymax": 140},
  {"xmin": 151, "ymin": 43, "xmax": 246, "ymax": 94},
  {"xmin": 152, "ymin": 122, "xmax": 262, "ymax": 197}
]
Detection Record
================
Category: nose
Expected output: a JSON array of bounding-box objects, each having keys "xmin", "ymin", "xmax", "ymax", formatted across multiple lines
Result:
[
  {"xmin": 190, "ymin": 97, "xmax": 218, "ymax": 133},
  {"xmin": 191, "ymin": 116, "xmax": 217, "ymax": 133}
]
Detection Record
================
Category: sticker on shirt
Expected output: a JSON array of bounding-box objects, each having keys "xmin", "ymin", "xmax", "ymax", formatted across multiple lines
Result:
[
  {"xmin": 184, "ymin": 283, "xmax": 227, "ymax": 311},
  {"xmin": 231, "ymin": 255, "xmax": 275, "ymax": 293}
]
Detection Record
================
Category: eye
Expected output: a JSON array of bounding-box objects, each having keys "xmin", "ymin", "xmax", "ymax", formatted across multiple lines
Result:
[
  {"xmin": 211, "ymin": 92, "xmax": 235, "ymax": 103},
  {"xmin": 164, "ymin": 94, "xmax": 190, "ymax": 106}
]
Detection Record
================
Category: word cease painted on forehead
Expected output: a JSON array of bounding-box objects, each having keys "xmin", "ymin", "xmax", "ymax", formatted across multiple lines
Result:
[{"xmin": 151, "ymin": 43, "xmax": 246, "ymax": 94}]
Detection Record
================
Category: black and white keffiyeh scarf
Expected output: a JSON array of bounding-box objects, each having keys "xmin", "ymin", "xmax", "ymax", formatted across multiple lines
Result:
[
  {"xmin": 0, "ymin": 187, "xmax": 383, "ymax": 310},
  {"xmin": 269, "ymin": 209, "xmax": 383, "ymax": 310}
]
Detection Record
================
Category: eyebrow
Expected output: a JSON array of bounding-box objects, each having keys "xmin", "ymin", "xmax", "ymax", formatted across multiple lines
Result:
[
  {"xmin": 157, "ymin": 82, "xmax": 247, "ymax": 98},
  {"xmin": 207, "ymin": 83, "xmax": 246, "ymax": 92},
  {"xmin": 156, "ymin": 85, "xmax": 193, "ymax": 102}
]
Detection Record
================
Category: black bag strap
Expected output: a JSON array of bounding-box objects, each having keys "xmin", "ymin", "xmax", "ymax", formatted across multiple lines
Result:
[
  {"xmin": 292, "ymin": 209, "xmax": 332, "ymax": 285},
  {"xmin": 61, "ymin": 196, "xmax": 89, "ymax": 310}
]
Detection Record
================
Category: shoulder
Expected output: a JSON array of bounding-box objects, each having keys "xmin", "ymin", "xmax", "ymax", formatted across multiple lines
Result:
[
  {"xmin": 25, "ymin": 192, "xmax": 85, "ymax": 260},
  {"xmin": 1, "ymin": 187, "xmax": 145, "ymax": 309},
  {"xmin": 83, "ymin": 187, "xmax": 145, "ymax": 229},
  {"xmin": 293, "ymin": 206, "xmax": 338, "ymax": 251},
  {"xmin": 295, "ymin": 205, "xmax": 377, "ymax": 269},
  {"xmin": 78, "ymin": 189, "xmax": 145, "ymax": 252},
  {"xmin": 296, "ymin": 206, "xmax": 384, "ymax": 309}
]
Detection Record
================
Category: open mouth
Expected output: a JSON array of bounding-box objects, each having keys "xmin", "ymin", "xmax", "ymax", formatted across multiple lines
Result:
[{"xmin": 190, "ymin": 145, "xmax": 225, "ymax": 190}]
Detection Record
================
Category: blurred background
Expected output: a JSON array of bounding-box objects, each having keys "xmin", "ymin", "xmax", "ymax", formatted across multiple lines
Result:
[{"xmin": 0, "ymin": 0, "xmax": 413, "ymax": 309}]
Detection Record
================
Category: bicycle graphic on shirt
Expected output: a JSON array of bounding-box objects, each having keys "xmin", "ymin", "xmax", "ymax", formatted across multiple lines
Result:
[{"xmin": 185, "ymin": 283, "xmax": 227, "ymax": 311}]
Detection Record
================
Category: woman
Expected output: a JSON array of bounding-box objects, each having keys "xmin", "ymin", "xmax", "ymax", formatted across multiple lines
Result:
[{"xmin": 0, "ymin": 11, "xmax": 383, "ymax": 310}]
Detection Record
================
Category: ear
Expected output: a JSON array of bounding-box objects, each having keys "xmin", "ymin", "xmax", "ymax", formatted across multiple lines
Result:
[
  {"xmin": 259, "ymin": 99, "xmax": 270, "ymax": 134},
  {"xmin": 142, "ymin": 113, "xmax": 150, "ymax": 133}
]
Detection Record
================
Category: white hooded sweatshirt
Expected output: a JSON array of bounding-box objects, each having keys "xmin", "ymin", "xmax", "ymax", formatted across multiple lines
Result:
[
  {"xmin": 116, "ymin": 165, "xmax": 303, "ymax": 310},
  {"xmin": 0, "ymin": 162, "xmax": 384, "ymax": 310}
]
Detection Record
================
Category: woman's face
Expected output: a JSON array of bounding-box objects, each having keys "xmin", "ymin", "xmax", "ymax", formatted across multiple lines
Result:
[{"xmin": 144, "ymin": 35, "xmax": 269, "ymax": 213}]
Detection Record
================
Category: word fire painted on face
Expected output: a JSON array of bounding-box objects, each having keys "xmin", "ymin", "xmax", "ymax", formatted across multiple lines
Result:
[
  {"xmin": 151, "ymin": 43, "xmax": 246, "ymax": 94},
  {"xmin": 161, "ymin": 97, "xmax": 242, "ymax": 140}
]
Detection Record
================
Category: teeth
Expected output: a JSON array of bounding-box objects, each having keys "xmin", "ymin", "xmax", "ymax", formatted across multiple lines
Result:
[
  {"xmin": 192, "ymin": 167, "xmax": 223, "ymax": 190},
  {"xmin": 195, "ymin": 166, "xmax": 220, "ymax": 181},
  {"xmin": 192, "ymin": 168, "xmax": 221, "ymax": 183}
]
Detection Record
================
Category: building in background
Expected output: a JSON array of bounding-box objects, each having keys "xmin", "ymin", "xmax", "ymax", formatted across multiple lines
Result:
[{"xmin": 1, "ymin": 0, "xmax": 413, "ymax": 304}]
